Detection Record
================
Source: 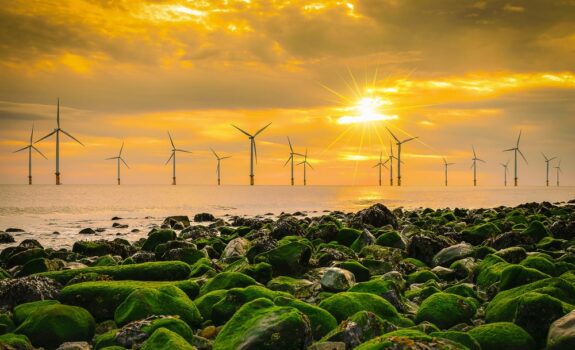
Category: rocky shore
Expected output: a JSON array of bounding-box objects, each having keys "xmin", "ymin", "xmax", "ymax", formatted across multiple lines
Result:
[{"xmin": 1, "ymin": 201, "xmax": 575, "ymax": 350}]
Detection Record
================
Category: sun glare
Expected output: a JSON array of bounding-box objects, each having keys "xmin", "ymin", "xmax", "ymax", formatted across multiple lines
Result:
[{"xmin": 337, "ymin": 97, "xmax": 398, "ymax": 124}]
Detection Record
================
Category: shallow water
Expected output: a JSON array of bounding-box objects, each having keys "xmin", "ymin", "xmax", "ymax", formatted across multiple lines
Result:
[{"xmin": 0, "ymin": 185, "xmax": 573, "ymax": 249}]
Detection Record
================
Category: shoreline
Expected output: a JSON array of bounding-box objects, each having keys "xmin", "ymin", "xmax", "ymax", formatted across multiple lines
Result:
[{"xmin": 1, "ymin": 200, "xmax": 575, "ymax": 349}]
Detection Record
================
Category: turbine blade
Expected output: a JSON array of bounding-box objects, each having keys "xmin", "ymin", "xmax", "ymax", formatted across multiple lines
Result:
[
  {"xmin": 60, "ymin": 129, "xmax": 84, "ymax": 146},
  {"xmin": 30, "ymin": 123, "xmax": 34, "ymax": 144},
  {"xmin": 119, "ymin": 141, "xmax": 124, "ymax": 157},
  {"xmin": 220, "ymin": 156, "xmax": 231, "ymax": 160},
  {"xmin": 210, "ymin": 147, "xmax": 219, "ymax": 159},
  {"xmin": 516, "ymin": 129, "xmax": 522, "ymax": 147},
  {"xmin": 254, "ymin": 122, "xmax": 272, "ymax": 137},
  {"xmin": 32, "ymin": 146, "xmax": 48, "ymax": 159},
  {"xmin": 253, "ymin": 141, "xmax": 258, "ymax": 164},
  {"xmin": 549, "ymin": 157, "xmax": 556, "ymax": 161},
  {"xmin": 176, "ymin": 149, "xmax": 192, "ymax": 154},
  {"xmin": 105, "ymin": 157, "xmax": 117, "ymax": 160},
  {"xmin": 165, "ymin": 152, "xmax": 174, "ymax": 165},
  {"xmin": 442, "ymin": 157, "xmax": 447, "ymax": 165},
  {"xmin": 287, "ymin": 136, "xmax": 293, "ymax": 152},
  {"xmin": 372, "ymin": 163, "xmax": 379, "ymax": 168},
  {"xmin": 518, "ymin": 149, "xmax": 528, "ymax": 164},
  {"xmin": 57, "ymin": 98, "xmax": 60, "ymax": 128},
  {"xmin": 472, "ymin": 146, "xmax": 476, "ymax": 158},
  {"xmin": 34, "ymin": 130, "xmax": 57, "ymax": 143},
  {"xmin": 308, "ymin": 163, "xmax": 314, "ymax": 170},
  {"xmin": 13, "ymin": 145, "xmax": 30, "ymax": 153},
  {"xmin": 296, "ymin": 161, "xmax": 304, "ymax": 166},
  {"xmin": 503, "ymin": 148, "xmax": 515, "ymax": 152},
  {"xmin": 401, "ymin": 136, "xmax": 418, "ymax": 144},
  {"xmin": 385, "ymin": 127, "xmax": 399, "ymax": 142},
  {"xmin": 232, "ymin": 125, "xmax": 252, "ymax": 137},
  {"xmin": 121, "ymin": 158, "xmax": 129, "ymax": 168},
  {"xmin": 541, "ymin": 152, "xmax": 548, "ymax": 161},
  {"xmin": 478, "ymin": 158, "xmax": 486, "ymax": 163},
  {"xmin": 168, "ymin": 131, "xmax": 175, "ymax": 148},
  {"xmin": 284, "ymin": 155, "xmax": 292, "ymax": 167}
]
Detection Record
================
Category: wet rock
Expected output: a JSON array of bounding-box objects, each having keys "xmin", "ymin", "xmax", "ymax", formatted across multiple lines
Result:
[
  {"xmin": 550, "ymin": 220, "xmax": 575, "ymax": 240},
  {"xmin": 547, "ymin": 309, "xmax": 575, "ymax": 350},
  {"xmin": 163, "ymin": 215, "xmax": 191, "ymax": 228},
  {"xmin": 78, "ymin": 228, "xmax": 96, "ymax": 235},
  {"xmin": 350, "ymin": 204, "xmax": 398, "ymax": 229},
  {"xmin": 432, "ymin": 242, "xmax": 474, "ymax": 267},
  {"xmin": 407, "ymin": 234, "xmax": 451, "ymax": 266},
  {"xmin": 180, "ymin": 225, "xmax": 217, "ymax": 240},
  {"xmin": 18, "ymin": 239, "xmax": 43, "ymax": 250},
  {"xmin": 194, "ymin": 213, "xmax": 216, "ymax": 222},
  {"xmin": 271, "ymin": 216, "xmax": 305, "ymax": 239},
  {"xmin": 0, "ymin": 231, "xmax": 15, "ymax": 244},
  {"xmin": 322, "ymin": 311, "xmax": 397, "ymax": 349},
  {"xmin": 129, "ymin": 251, "xmax": 156, "ymax": 263},
  {"xmin": 221, "ymin": 237, "xmax": 251, "ymax": 262},
  {"xmin": 55, "ymin": 341, "xmax": 91, "ymax": 350},
  {"xmin": 5, "ymin": 228, "xmax": 25, "ymax": 233},
  {"xmin": 321, "ymin": 267, "xmax": 356, "ymax": 292},
  {"xmin": 112, "ymin": 222, "xmax": 128, "ymax": 228},
  {"xmin": 489, "ymin": 231, "xmax": 533, "ymax": 250}
]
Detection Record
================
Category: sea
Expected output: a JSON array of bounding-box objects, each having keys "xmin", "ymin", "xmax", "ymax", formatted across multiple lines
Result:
[{"xmin": 0, "ymin": 185, "xmax": 573, "ymax": 249}]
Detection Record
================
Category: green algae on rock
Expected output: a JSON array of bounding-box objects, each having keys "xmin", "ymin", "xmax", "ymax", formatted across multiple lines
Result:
[
  {"xmin": 414, "ymin": 292, "xmax": 477, "ymax": 329},
  {"xmin": 468, "ymin": 322, "xmax": 536, "ymax": 350}
]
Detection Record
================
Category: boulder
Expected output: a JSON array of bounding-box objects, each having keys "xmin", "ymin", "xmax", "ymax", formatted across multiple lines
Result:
[
  {"xmin": 547, "ymin": 309, "xmax": 575, "ymax": 350},
  {"xmin": 350, "ymin": 204, "xmax": 398, "ymax": 229},
  {"xmin": 320, "ymin": 267, "xmax": 355, "ymax": 292},
  {"xmin": 255, "ymin": 241, "xmax": 312, "ymax": 276},
  {"xmin": 140, "ymin": 328, "xmax": 195, "ymax": 350},
  {"xmin": 468, "ymin": 322, "xmax": 535, "ymax": 350},
  {"xmin": 432, "ymin": 243, "xmax": 474, "ymax": 267},
  {"xmin": 415, "ymin": 292, "xmax": 477, "ymax": 329},
  {"xmin": 0, "ymin": 276, "xmax": 61, "ymax": 310},
  {"xmin": 194, "ymin": 213, "xmax": 215, "ymax": 222},
  {"xmin": 199, "ymin": 272, "xmax": 257, "ymax": 296}
]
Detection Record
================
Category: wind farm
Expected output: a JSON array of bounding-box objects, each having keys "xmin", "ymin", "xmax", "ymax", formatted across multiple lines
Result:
[
  {"xmin": 284, "ymin": 137, "xmax": 303, "ymax": 186},
  {"xmin": 372, "ymin": 151, "xmax": 386, "ymax": 186},
  {"xmin": 12, "ymin": 124, "xmax": 48, "ymax": 185},
  {"xmin": 386, "ymin": 127, "xmax": 418, "ymax": 187},
  {"xmin": 297, "ymin": 148, "xmax": 313, "ymax": 186},
  {"xmin": 543, "ymin": 153, "xmax": 557, "ymax": 187}
]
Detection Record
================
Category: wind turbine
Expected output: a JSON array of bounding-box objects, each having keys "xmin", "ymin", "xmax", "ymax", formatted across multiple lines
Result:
[
  {"xmin": 210, "ymin": 148, "xmax": 231, "ymax": 186},
  {"xmin": 471, "ymin": 146, "xmax": 486, "ymax": 187},
  {"xmin": 386, "ymin": 127, "xmax": 418, "ymax": 186},
  {"xmin": 554, "ymin": 160, "xmax": 562, "ymax": 187},
  {"xmin": 35, "ymin": 98, "xmax": 84, "ymax": 185},
  {"xmin": 231, "ymin": 123, "xmax": 271, "ymax": 186},
  {"xmin": 382, "ymin": 140, "xmax": 397, "ymax": 186},
  {"xmin": 284, "ymin": 137, "xmax": 304, "ymax": 186},
  {"xmin": 106, "ymin": 141, "xmax": 129, "ymax": 185},
  {"xmin": 13, "ymin": 123, "xmax": 48, "ymax": 185},
  {"xmin": 373, "ymin": 151, "xmax": 387, "ymax": 186},
  {"xmin": 442, "ymin": 158, "xmax": 455, "ymax": 187},
  {"xmin": 542, "ymin": 153, "xmax": 557, "ymax": 187},
  {"xmin": 297, "ymin": 148, "xmax": 314, "ymax": 186},
  {"xmin": 500, "ymin": 160, "xmax": 510, "ymax": 186},
  {"xmin": 503, "ymin": 130, "xmax": 527, "ymax": 186},
  {"xmin": 165, "ymin": 132, "xmax": 191, "ymax": 185}
]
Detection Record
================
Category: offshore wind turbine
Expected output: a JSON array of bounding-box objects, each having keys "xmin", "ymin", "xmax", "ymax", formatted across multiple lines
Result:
[
  {"xmin": 232, "ymin": 123, "xmax": 271, "ymax": 186},
  {"xmin": 386, "ymin": 127, "xmax": 418, "ymax": 186},
  {"xmin": 106, "ymin": 141, "xmax": 129, "ymax": 185},
  {"xmin": 382, "ymin": 141, "xmax": 397, "ymax": 186},
  {"xmin": 297, "ymin": 148, "xmax": 314, "ymax": 186},
  {"xmin": 284, "ymin": 137, "xmax": 303, "ymax": 186},
  {"xmin": 500, "ymin": 160, "xmax": 510, "ymax": 186},
  {"xmin": 373, "ymin": 151, "xmax": 387, "ymax": 186},
  {"xmin": 210, "ymin": 148, "xmax": 231, "ymax": 186},
  {"xmin": 13, "ymin": 123, "xmax": 48, "ymax": 185},
  {"xmin": 35, "ymin": 98, "xmax": 84, "ymax": 185},
  {"xmin": 165, "ymin": 132, "xmax": 191, "ymax": 185},
  {"xmin": 554, "ymin": 160, "xmax": 562, "ymax": 187},
  {"xmin": 442, "ymin": 158, "xmax": 455, "ymax": 187},
  {"xmin": 503, "ymin": 130, "xmax": 527, "ymax": 186},
  {"xmin": 471, "ymin": 146, "xmax": 485, "ymax": 187},
  {"xmin": 542, "ymin": 153, "xmax": 557, "ymax": 187}
]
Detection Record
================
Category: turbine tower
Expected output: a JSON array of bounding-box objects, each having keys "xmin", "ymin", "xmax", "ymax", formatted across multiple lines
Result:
[
  {"xmin": 284, "ymin": 137, "xmax": 303, "ymax": 186},
  {"xmin": 297, "ymin": 148, "xmax": 314, "ymax": 186},
  {"xmin": 542, "ymin": 153, "xmax": 556, "ymax": 187},
  {"xmin": 210, "ymin": 148, "xmax": 231, "ymax": 186},
  {"xmin": 442, "ymin": 158, "xmax": 455, "ymax": 187},
  {"xmin": 471, "ymin": 146, "xmax": 485, "ymax": 187},
  {"xmin": 373, "ymin": 151, "xmax": 387, "ymax": 186},
  {"xmin": 503, "ymin": 130, "xmax": 527, "ymax": 186},
  {"xmin": 35, "ymin": 98, "xmax": 84, "ymax": 185},
  {"xmin": 554, "ymin": 160, "xmax": 562, "ymax": 187},
  {"xmin": 13, "ymin": 123, "xmax": 48, "ymax": 185},
  {"xmin": 382, "ymin": 141, "xmax": 396, "ymax": 186},
  {"xmin": 500, "ymin": 160, "xmax": 510, "ymax": 186},
  {"xmin": 232, "ymin": 123, "xmax": 271, "ymax": 186},
  {"xmin": 165, "ymin": 132, "xmax": 191, "ymax": 185},
  {"xmin": 386, "ymin": 127, "xmax": 418, "ymax": 186},
  {"xmin": 106, "ymin": 141, "xmax": 129, "ymax": 185}
]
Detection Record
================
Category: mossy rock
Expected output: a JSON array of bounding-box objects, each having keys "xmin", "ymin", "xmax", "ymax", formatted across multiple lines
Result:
[
  {"xmin": 231, "ymin": 261, "xmax": 273, "ymax": 284},
  {"xmin": 514, "ymin": 292, "xmax": 568, "ymax": 348},
  {"xmin": 15, "ymin": 304, "xmax": 95, "ymax": 349},
  {"xmin": 266, "ymin": 276, "xmax": 314, "ymax": 295},
  {"xmin": 443, "ymin": 283, "xmax": 478, "ymax": 299},
  {"xmin": 375, "ymin": 230, "xmax": 405, "ymax": 249},
  {"xmin": 403, "ymin": 257, "xmax": 427, "ymax": 268},
  {"xmin": 193, "ymin": 289, "xmax": 228, "ymax": 320},
  {"xmin": 406, "ymin": 270, "xmax": 439, "ymax": 284},
  {"xmin": 520, "ymin": 254, "xmax": 557, "ymax": 276},
  {"xmin": 140, "ymin": 328, "xmax": 195, "ymax": 350},
  {"xmin": 468, "ymin": 322, "xmax": 535, "ymax": 350},
  {"xmin": 320, "ymin": 310, "xmax": 398, "ymax": 347},
  {"xmin": 415, "ymin": 292, "xmax": 477, "ymax": 329},
  {"xmin": 189, "ymin": 258, "xmax": 215, "ymax": 277},
  {"xmin": 405, "ymin": 284, "xmax": 441, "ymax": 302},
  {"xmin": 334, "ymin": 260, "xmax": 370, "ymax": 282},
  {"xmin": 93, "ymin": 255, "xmax": 119, "ymax": 267},
  {"xmin": 334, "ymin": 228, "xmax": 362, "ymax": 247},
  {"xmin": 318, "ymin": 292, "xmax": 412, "ymax": 326},
  {"xmin": 476, "ymin": 254, "xmax": 510, "ymax": 288},
  {"xmin": 348, "ymin": 279, "xmax": 399, "ymax": 298},
  {"xmin": 485, "ymin": 278, "xmax": 575, "ymax": 323},
  {"xmin": 432, "ymin": 243, "xmax": 474, "ymax": 267},
  {"xmin": 199, "ymin": 272, "xmax": 257, "ymax": 296},
  {"xmin": 0, "ymin": 333, "xmax": 33, "ymax": 350},
  {"xmin": 13, "ymin": 300, "xmax": 60, "ymax": 325},
  {"xmin": 141, "ymin": 229, "xmax": 177, "ymax": 252},
  {"xmin": 60, "ymin": 280, "xmax": 199, "ymax": 320},
  {"xmin": 355, "ymin": 329, "xmax": 466, "ymax": 350},
  {"xmin": 114, "ymin": 285, "xmax": 203, "ymax": 327},
  {"xmin": 6, "ymin": 248, "xmax": 48, "ymax": 267},
  {"xmin": 19, "ymin": 258, "xmax": 64, "ymax": 276},
  {"xmin": 254, "ymin": 241, "xmax": 312, "ymax": 276},
  {"xmin": 274, "ymin": 296, "xmax": 337, "ymax": 340},
  {"xmin": 431, "ymin": 331, "xmax": 481, "ymax": 350},
  {"xmin": 39, "ymin": 261, "xmax": 191, "ymax": 284},
  {"xmin": 462, "ymin": 222, "xmax": 501, "ymax": 245},
  {"xmin": 0, "ymin": 313, "xmax": 15, "ymax": 334},
  {"xmin": 213, "ymin": 298, "xmax": 312, "ymax": 350},
  {"xmin": 521, "ymin": 220, "xmax": 549, "ymax": 242},
  {"xmin": 211, "ymin": 285, "xmax": 288, "ymax": 325},
  {"xmin": 499, "ymin": 264, "xmax": 550, "ymax": 290}
]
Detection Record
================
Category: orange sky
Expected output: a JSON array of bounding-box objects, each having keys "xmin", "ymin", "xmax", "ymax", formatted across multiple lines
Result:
[{"xmin": 0, "ymin": 0, "xmax": 574, "ymax": 185}]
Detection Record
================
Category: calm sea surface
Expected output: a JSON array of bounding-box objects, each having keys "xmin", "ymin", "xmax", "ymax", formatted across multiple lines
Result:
[{"xmin": 0, "ymin": 185, "xmax": 573, "ymax": 249}]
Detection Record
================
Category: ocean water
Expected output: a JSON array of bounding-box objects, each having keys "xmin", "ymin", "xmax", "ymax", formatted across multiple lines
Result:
[{"xmin": 0, "ymin": 185, "xmax": 573, "ymax": 249}]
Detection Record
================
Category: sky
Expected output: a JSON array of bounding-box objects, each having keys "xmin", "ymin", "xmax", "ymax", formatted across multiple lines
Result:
[{"xmin": 0, "ymin": 0, "xmax": 574, "ymax": 186}]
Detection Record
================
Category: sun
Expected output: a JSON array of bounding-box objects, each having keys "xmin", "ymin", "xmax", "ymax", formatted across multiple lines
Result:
[{"xmin": 337, "ymin": 96, "xmax": 398, "ymax": 125}]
